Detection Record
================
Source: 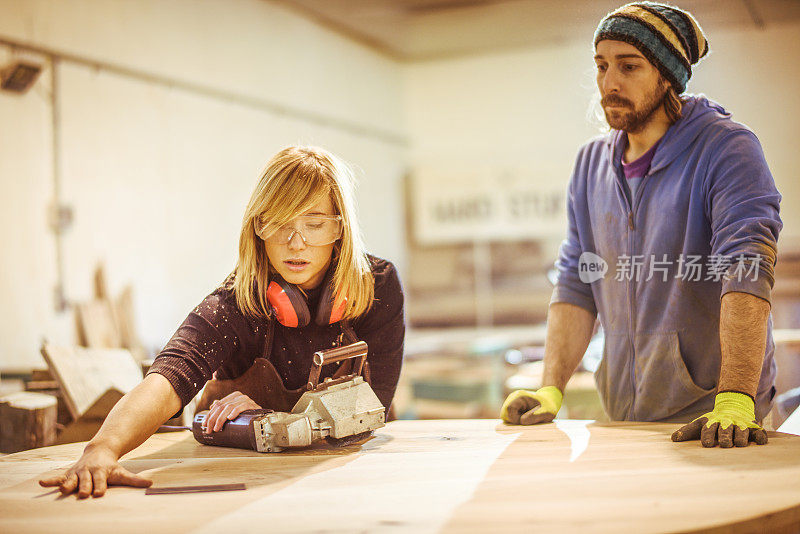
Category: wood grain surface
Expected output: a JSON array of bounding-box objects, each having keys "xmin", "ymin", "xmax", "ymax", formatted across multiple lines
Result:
[{"xmin": 0, "ymin": 419, "xmax": 798, "ymax": 533}]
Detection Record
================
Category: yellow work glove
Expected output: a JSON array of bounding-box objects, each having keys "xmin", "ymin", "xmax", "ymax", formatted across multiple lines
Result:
[
  {"xmin": 671, "ymin": 391, "xmax": 768, "ymax": 448},
  {"xmin": 500, "ymin": 386, "xmax": 563, "ymax": 425}
]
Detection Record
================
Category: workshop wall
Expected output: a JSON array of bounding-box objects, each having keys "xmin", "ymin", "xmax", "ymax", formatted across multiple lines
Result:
[
  {"xmin": 404, "ymin": 22, "xmax": 800, "ymax": 244},
  {"xmin": 0, "ymin": 0, "xmax": 407, "ymax": 371}
]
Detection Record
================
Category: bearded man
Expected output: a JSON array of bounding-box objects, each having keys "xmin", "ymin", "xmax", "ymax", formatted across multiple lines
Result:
[{"xmin": 501, "ymin": 2, "xmax": 782, "ymax": 448}]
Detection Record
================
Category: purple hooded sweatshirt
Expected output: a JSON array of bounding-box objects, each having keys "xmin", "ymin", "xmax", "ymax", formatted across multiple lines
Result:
[{"xmin": 552, "ymin": 95, "xmax": 781, "ymax": 422}]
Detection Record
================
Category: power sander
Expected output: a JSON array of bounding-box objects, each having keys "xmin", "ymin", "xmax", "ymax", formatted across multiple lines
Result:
[{"xmin": 190, "ymin": 341, "xmax": 385, "ymax": 452}]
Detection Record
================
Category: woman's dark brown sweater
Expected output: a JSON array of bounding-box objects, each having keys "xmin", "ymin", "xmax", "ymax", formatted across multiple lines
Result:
[{"xmin": 147, "ymin": 256, "xmax": 404, "ymax": 410}]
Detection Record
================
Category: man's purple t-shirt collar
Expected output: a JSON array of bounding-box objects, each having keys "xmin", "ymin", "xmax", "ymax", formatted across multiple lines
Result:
[{"xmin": 622, "ymin": 135, "xmax": 661, "ymax": 179}]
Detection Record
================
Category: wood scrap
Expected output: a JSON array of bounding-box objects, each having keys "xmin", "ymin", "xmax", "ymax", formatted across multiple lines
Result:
[
  {"xmin": 30, "ymin": 369, "xmax": 53, "ymax": 381},
  {"xmin": 0, "ymin": 391, "xmax": 57, "ymax": 453},
  {"xmin": 75, "ymin": 299, "xmax": 122, "ymax": 348},
  {"xmin": 114, "ymin": 285, "xmax": 147, "ymax": 362},
  {"xmin": 75, "ymin": 263, "xmax": 121, "ymax": 348},
  {"xmin": 75, "ymin": 265, "xmax": 147, "ymax": 362},
  {"xmin": 93, "ymin": 263, "xmax": 109, "ymax": 300},
  {"xmin": 24, "ymin": 380, "xmax": 59, "ymax": 391},
  {"xmin": 39, "ymin": 343, "xmax": 142, "ymax": 421}
]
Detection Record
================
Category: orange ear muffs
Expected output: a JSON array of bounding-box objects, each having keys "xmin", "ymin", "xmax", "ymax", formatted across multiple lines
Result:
[
  {"xmin": 266, "ymin": 271, "xmax": 346, "ymax": 328},
  {"xmin": 316, "ymin": 278, "xmax": 347, "ymax": 325},
  {"xmin": 266, "ymin": 278, "xmax": 311, "ymax": 328}
]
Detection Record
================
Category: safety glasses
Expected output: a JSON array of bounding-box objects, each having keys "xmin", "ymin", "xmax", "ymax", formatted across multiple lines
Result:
[{"xmin": 259, "ymin": 215, "xmax": 343, "ymax": 246}]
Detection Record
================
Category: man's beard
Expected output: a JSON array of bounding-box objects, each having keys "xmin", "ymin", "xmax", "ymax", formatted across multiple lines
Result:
[{"xmin": 601, "ymin": 80, "xmax": 669, "ymax": 133}]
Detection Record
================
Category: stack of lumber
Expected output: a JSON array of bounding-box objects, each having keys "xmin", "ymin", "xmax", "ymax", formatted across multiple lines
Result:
[
  {"xmin": 8, "ymin": 265, "xmax": 153, "ymax": 448},
  {"xmin": 74, "ymin": 265, "xmax": 147, "ymax": 362}
]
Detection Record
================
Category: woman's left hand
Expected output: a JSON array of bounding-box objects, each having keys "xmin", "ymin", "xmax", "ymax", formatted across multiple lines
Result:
[{"xmin": 203, "ymin": 391, "xmax": 261, "ymax": 433}]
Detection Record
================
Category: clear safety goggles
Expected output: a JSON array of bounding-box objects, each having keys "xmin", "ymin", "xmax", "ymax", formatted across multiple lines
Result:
[{"xmin": 260, "ymin": 215, "xmax": 343, "ymax": 246}]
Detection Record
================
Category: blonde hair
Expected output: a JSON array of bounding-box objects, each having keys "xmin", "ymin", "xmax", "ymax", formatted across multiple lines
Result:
[{"xmin": 233, "ymin": 146, "xmax": 374, "ymax": 320}]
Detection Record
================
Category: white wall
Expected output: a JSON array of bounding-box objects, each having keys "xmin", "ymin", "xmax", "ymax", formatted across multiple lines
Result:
[
  {"xmin": 0, "ymin": 0, "xmax": 407, "ymax": 371},
  {"xmin": 404, "ymin": 22, "xmax": 800, "ymax": 258},
  {"xmin": 691, "ymin": 24, "xmax": 800, "ymax": 251},
  {"xmin": 404, "ymin": 37, "xmax": 604, "ymax": 263}
]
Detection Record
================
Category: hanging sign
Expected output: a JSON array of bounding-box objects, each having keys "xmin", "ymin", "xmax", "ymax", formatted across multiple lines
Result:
[{"xmin": 411, "ymin": 166, "xmax": 567, "ymax": 244}]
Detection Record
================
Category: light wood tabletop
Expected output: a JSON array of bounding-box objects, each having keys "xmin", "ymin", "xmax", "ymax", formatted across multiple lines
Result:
[{"xmin": 1, "ymin": 419, "xmax": 799, "ymax": 533}]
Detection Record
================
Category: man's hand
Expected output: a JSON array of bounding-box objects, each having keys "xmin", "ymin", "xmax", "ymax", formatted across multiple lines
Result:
[
  {"xmin": 500, "ymin": 386, "xmax": 563, "ymax": 425},
  {"xmin": 38, "ymin": 443, "xmax": 152, "ymax": 498},
  {"xmin": 203, "ymin": 391, "xmax": 261, "ymax": 433},
  {"xmin": 671, "ymin": 391, "xmax": 768, "ymax": 447}
]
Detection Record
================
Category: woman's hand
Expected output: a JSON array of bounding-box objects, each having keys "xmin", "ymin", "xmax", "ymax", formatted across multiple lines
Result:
[
  {"xmin": 38, "ymin": 443, "xmax": 152, "ymax": 498},
  {"xmin": 203, "ymin": 391, "xmax": 261, "ymax": 433}
]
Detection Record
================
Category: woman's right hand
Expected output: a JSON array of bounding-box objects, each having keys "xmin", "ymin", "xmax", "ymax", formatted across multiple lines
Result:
[
  {"xmin": 38, "ymin": 443, "xmax": 152, "ymax": 498},
  {"xmin": 203, "ymin": 391, "xmax": 261, "ymax": 433}
]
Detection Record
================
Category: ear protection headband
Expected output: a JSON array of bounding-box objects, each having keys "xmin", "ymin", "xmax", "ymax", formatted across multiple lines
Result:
[{"xmin": 266, "ymin": 270, "xmax": 346, "ymax": 328}]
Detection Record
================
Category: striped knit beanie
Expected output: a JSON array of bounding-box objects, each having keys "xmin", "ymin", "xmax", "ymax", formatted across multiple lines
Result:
[{"xmin": 594, "ymin": 2, "xmax": 709, "ymax": 93}]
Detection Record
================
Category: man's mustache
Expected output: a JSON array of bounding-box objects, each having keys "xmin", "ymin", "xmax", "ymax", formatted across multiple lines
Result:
[{"xmin": 601, "ymin": 95, "xmax": 633, "ymax": 107}]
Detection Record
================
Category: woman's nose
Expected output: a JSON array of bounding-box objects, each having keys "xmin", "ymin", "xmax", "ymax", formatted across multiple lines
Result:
[{"xmin": 287, "ymin": 230, "xmax": 307, "ymax": 250}]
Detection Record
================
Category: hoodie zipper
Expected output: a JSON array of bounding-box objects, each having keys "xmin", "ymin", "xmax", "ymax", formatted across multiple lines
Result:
[
  {"xmin": 626, "ymin": 173, "xmax": 655, "ymax": 420},
  {"xmin": 616, "ymin": 139, "xmax": 659, "ymax": 421},
  {"xmin": 626, "ymin": 198, "xmax": 637, "ymax": 420},
  {"xmin": 611, "ymin": 165, "xmax": 638, "ymax": 420}
]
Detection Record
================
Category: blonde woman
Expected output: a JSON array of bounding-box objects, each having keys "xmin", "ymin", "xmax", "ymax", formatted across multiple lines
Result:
[{"xmin": 40, "ymin": 146, "xmax": 405, "ymax": 498}]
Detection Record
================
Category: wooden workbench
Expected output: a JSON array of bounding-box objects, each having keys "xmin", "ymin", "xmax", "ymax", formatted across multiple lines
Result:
[{"xmin": 1, "ymin": 419, "xmax": 799, "ymax": 533}]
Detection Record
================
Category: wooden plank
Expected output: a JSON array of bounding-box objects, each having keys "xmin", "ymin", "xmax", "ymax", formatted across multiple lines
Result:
[
  {"xmin": 114, "ymin": 286, "xmax": 147, "ymax": 362},
  {"xmin": 75, "ymin": 299, "xmax": 122, "ymax": 349},
  {"xmin": 30, "ymin": 369, "xmax": 53, "ymax": 381},
  {"xmin": 78, "ymin": 267, "xmax": 146, "ymax": 360},
  {"xmin": 0, "ymin": 420, "xmax": 798, "ymax": 533},
  {"xmin": 93, "ymin": 264, "xmax": 109, "ymax": 301},
  {"xmin": 39, "ymin": 344, "xmax": 142, "ymax": 420},
  {"xmin": 24, "ymin": 381, "xmax": 59, "ymax": 391}
]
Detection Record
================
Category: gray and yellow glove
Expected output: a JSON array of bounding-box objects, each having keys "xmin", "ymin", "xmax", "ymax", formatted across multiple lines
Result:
[
  {"xmin": 671, "ymin": 391, "xmax": 768, "ymax": 448},
  {"xmin": 500, "ymin": 386, "xmax": 563, "ymax": 425}
]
